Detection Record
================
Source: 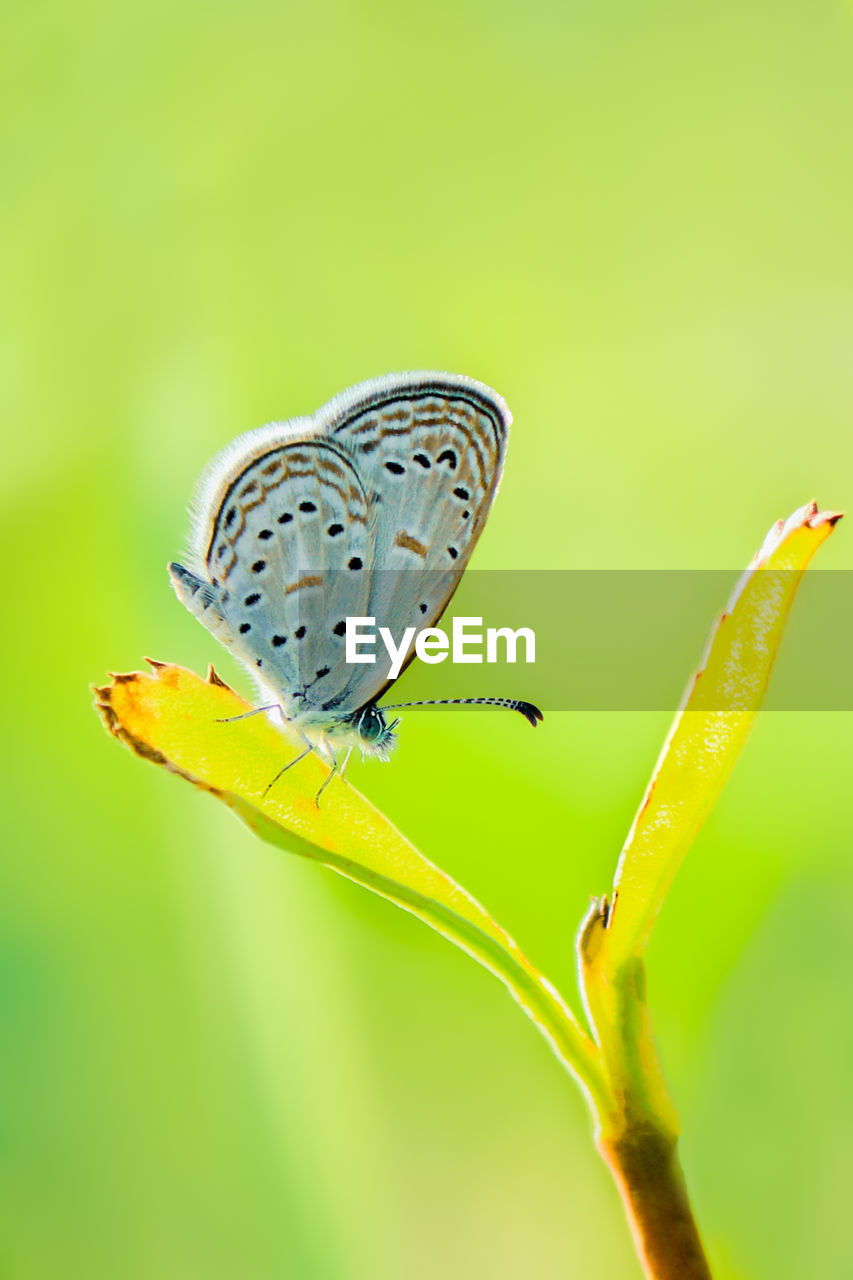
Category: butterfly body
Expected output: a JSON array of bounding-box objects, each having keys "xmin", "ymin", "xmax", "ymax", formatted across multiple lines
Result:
[{"xmin": 170, "ymin": 371, "xmax": 539, "ymax": 785}]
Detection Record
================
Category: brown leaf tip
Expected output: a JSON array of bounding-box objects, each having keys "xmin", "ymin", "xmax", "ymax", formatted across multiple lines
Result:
[
  {"xmin": 754, "ymin": 501, "xmax": 844, "ymax": 566},
  {"xmin": 206, "ymin": 664, "xmax": 233, "ymax": 690},
  {"xmin": 809, "ymin": 509, "xmax": 844, "ymax": 529},
  {"xmin": 92, "ymin": 684, "xmax": 120, "ymax": 737},
  {"xmin": 577, "ymin": 894, "xmax": 610, "ymax": 964},
  {"xmin": 93, "ymin": 668, "xmax": 226, "ymax": 799}
]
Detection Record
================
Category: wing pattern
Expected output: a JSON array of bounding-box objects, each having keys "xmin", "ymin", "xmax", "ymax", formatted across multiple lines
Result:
[
  {"xmin": 325, "ymin": 377, "xmax": 508, "ymax": 707},
  {"xmin": 200, "ymin": 440, "xmax": 372, "ymax": 716},
  {"xmin": 171, "ymin": 373, "xmax": 510, "ymax": 721}
]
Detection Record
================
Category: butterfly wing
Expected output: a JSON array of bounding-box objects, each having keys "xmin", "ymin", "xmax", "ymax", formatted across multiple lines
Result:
[
  {"xmin": 170, "ymin": 372, "xmax": 510, "ymax": 721},
  {"xmin": 171, "ymin": 418, "xmax": 374, "ymax": 716},
  {"xmin": 318, "ymin": 372, "xmax": 510, "ymax": 709}
]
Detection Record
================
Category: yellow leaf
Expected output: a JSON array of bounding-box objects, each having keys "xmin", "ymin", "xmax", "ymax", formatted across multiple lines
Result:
[
  {"xmin": 95, "ymin": 661, "xmax": 610, "ymax": 1110},
  {"xmin": 604, "ymin": 501, "xmax": 842, "ymax": 968}
]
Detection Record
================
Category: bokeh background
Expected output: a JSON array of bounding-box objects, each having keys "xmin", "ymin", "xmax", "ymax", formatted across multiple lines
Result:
[{"xmin": 3, "ymin": 2, "xmax": 853, "ymax": 1276}]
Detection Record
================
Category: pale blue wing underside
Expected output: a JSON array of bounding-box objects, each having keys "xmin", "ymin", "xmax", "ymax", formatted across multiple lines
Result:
[
  {"xmin": 170, "ymin": 372, "xmax": 509, "ymax": 720},
  {"xmin": 324, "ymin": 374, "xmax": 509, "ymax": 707}
]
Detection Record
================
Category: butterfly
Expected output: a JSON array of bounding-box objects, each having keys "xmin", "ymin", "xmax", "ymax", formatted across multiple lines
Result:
[{"xmin": 169, "ymin": 371, "xmax": 542, "ymax": 801}]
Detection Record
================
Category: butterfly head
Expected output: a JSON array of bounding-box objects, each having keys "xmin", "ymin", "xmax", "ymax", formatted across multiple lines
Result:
[{"xmin": 349, "ymin": 704, "xmax": 400, "ymax": 761}]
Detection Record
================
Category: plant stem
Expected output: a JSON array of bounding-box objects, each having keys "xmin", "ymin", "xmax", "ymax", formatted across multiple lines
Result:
[{"xmin": 597, "ymin": 1126, "xmax": 711, "ymax": 1279}]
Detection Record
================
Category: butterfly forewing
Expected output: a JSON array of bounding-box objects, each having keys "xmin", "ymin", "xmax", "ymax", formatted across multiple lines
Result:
[
  {"xmin": 201, "ymin": 437, "xmax": 374, "ymax": 714},
  {"xmin": 324, "ymin": 376, "xmax": 509, "ymax": 704}
]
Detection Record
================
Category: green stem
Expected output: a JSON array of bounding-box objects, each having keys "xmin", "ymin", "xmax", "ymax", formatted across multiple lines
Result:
[{"xmin": 579, "ymin": 905, "xmax": 710, "ymax": 1276}]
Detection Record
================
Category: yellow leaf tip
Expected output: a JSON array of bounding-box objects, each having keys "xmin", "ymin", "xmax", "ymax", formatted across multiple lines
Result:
[{"xmin": 754, "ymin": 501, "xmax": 843, "ymax": 566}]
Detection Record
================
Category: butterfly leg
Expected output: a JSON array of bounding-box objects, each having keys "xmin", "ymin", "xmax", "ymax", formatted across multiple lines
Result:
[
  {"xmin": 216, "ymin": 703, "xmax": 285, "ymax": 724},
  {"xmin": 314, "ymin": 746, "xmax": 341, "ymax": 808},
  {"xmin": 263, "ymin": 739, "xmax": 314, "ymax": 798},
  {"xmin": 314, "ymin": 745, "xmax": 354, "ymax": 807}
]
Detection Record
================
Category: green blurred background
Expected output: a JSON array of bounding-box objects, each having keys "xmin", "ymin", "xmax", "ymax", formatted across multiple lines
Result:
[{"xmin": 3, "ymin": 1, "xmax": 853, "ymax": 1276}]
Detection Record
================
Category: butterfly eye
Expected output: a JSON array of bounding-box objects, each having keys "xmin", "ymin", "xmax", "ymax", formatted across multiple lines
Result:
[{"xmin": 358, "ymin": 707, "xmax": 384, "ymax": 743}]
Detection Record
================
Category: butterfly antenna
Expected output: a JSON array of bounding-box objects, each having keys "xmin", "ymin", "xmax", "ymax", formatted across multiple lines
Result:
[{"xmin": 380, "ymin": 697, "xmax": 543, "ymax": 727}]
